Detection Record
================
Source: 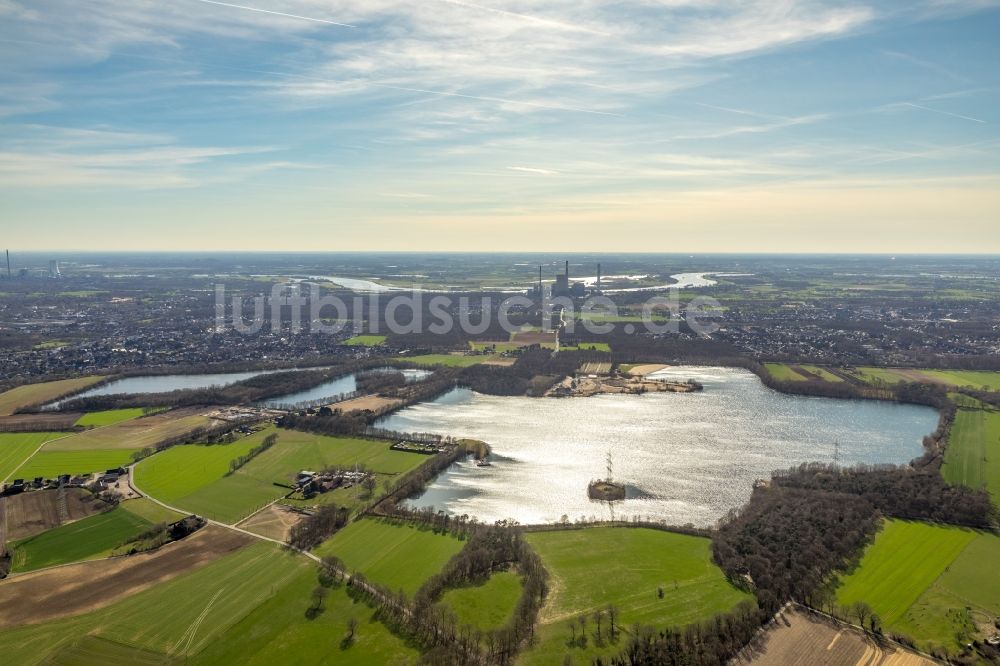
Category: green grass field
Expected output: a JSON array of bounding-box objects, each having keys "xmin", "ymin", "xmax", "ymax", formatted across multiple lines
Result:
[
  {"xmin": 850, "ymin": 367, "xmax": 1000, "ymax": 390},
  {"xmin": 343, "ymin": 334, "xmax": 387, "ymax": 346},
  {"xmin": 522, "ymin": 527, "xmax": 752, "ymax": 665},
  {"xmin": 0, "ymin": 542, "xmax": 309, "ymax": 662},
  {"xmin": 400, "ymin": 354, "xmax": 486, "ymax": 368},
  {"xmin": 834, "ymin": 519, "xmax": 998, "ymax": 653},
  {"xmin": 920, "ymin": 369, "xmax": 1000, "ymax": 391},
  {"xmin": 942, "ymin": 409, "xmax": 1000, "ymax": 507},
  {"xmin": 189, "ymin": 562, "xmax": 420, "ymax": 665},
  {"xmin": 440, "ymin": 570, "xmax": 523, "ymax": 631},
  {"xmin": 74, "ymin": 408, "xmax": 147, "ymax": 427},
  {"xmin": 118, "ymin": 497, "xmax": 188, "ymax": 524},
  {"xmin": 764, "ymin": 363, "xmax": 843, "ymax": 383},
  {"xmin": 32, "ymin": 340, "xmax": 70, "ymax": 350},
  {"xmin": 135, "ymin": 438, "xmax": 262, "ymax": 504},
  {"xmin": 764, "ymin": 363, "xmax": 806, "ymax": 381},
  {"xmin": 560, "ymin": 342, "xmax": 611, "ymax": 352},
  {"xmin": 44, "ymin": 412, "xmax": 215, "ymax": 452},
  {"xmin": 798, "ymin": 364, "xmax": 845, "ymax": 382},
  {"xmin": 0, "ymin": 376, "xmax": 104, "ymax": 416},
  {"xmin": 0, "ymin": 432, "xmax": 68, "ymax": 481},
  {"xmin": 136, "ymin": 427, "xmax": 426, "ymax": 523},
  {"xmin": 12, "ymin": 448, "xmax": 136, "ymax": 479},
  {"xmin": 9, "ymin": 507, "xmax": 153, "ymax": 572},
  {"xmin": 470, "ymin": 341, "xmax": 520, "ymax": 352},
  {"xmin": 316, "ymin": 518, "xmax": 464, "ymax": 596}
]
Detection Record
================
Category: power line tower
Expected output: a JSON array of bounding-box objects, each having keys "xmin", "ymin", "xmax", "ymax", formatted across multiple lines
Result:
[{"xmin": 606, "ymin": 450, "xmax": 614, "ymax": 483}]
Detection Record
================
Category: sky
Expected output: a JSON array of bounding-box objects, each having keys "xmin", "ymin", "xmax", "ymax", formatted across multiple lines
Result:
[{"xmin": 1, "ymin": 0, "xmax": 999, "ymax": 253}]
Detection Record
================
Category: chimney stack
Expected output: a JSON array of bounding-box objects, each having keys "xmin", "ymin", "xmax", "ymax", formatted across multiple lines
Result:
[
  {"xmin": 5, "ymin": 250, "xmax": 9, "ymax": 279},
  {"xmin": 597, "ymin": 263, "xmax": 601, "ymax": 291},
  {"xmin": 565, "ymin": 260, "xmax": 569, "ymax": 280}
]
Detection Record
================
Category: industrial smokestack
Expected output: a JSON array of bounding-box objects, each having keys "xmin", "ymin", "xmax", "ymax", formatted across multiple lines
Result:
[
  {"xmin": 597, "ymin": 263, "xmax": 601, "ymax": 291},
  {"xmin": 565, "ymin": 260, "xmax": 569, "ymax": 280},
  {"xmin": 5, "ymin": 250, "xmax": 9, "ymax": 279},
  {"xmin": 538, "ymin": 265, "xmax": 542, "ymax": 294}
]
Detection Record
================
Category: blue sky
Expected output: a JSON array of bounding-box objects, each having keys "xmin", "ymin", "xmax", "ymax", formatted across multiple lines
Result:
[{"xmin": 1, "ymin": 0, "xmax": 998, "ymax": 252}]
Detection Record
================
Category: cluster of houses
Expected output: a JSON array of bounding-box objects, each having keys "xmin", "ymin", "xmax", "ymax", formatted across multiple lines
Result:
[
  {"xmin": 390, "ymin": 440, "xmax": 445, "ymax": 455},
  {"xmin": 294, "ymin": 468, "xmax": 370, "ymax": 497},
  {"xmin": 1, "ymin": 467, "xmax": 127, "ymax": 496}
]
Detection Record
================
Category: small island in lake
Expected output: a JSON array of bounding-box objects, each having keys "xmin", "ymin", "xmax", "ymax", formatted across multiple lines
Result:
[
  {"xmin": 547, "ymin": 373, "xmax": 702, "ymax": 398},
  {"xmin": 588, "ymin": 452, "xmax": 627, "ymax": 501}
]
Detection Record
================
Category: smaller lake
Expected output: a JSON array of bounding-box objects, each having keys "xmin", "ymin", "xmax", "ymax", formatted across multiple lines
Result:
[
  {"xmin": 260, "ymin": 367, "xmax": 432, "ymax": 408},
  {"xmin": 51, "ymin": 366, "xmax": 432, "ymax": 409},
  {"xmin": 50, "ymin": 370, "xmax": 282, "ymax": 406}
]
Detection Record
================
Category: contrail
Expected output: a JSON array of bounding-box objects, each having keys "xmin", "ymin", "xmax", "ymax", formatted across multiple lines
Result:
[
  {"xmin": 903, "ymin": 102, "xmax": 986, "ymax": 124},
  {"xmin": 191, "ymin": 0, "xmax": 356, "ymax": 28},
  {"xmin": 436, "ymin": 0, "xmax": 611, "ymax": 36}
]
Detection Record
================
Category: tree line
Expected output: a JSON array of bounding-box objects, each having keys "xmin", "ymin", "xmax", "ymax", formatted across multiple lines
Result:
[
  {"xmin": 226, "ymin": 433, "xmax": 277, "ymax": 475},
  {"xmin": 288, "ymin": 502, "xmax": 350, "ymax": 550}
]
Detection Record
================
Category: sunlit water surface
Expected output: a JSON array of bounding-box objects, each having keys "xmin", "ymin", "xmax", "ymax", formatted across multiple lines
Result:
[{"xmin": 377, "ymin": 367, "xmax": 938, "ymax": 526}]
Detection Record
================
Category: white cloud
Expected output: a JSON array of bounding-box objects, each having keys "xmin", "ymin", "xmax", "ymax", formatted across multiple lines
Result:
[
  {"xmin": 507, "ymin": 166, "xmax": 560, "ymax": 175},
  {"xmin": 0, "ymin": 124, "xmax": 275, "ymax": 188}
]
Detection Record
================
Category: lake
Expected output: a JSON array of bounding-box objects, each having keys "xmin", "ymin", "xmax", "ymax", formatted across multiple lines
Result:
[
  {"xmin": 50, "ymin": 369, "xmax": 282, "ymax": 405},
  {"xmin": 376, "ymin": 366, "xmax": 939, "ymax": 526},
  {"xmin": 260, "ymin": 367, "xmax": 432, "ymax": 408},
  {"xmin": 51, "ymin": 366, "xmax": 431, "ymax": 409}
]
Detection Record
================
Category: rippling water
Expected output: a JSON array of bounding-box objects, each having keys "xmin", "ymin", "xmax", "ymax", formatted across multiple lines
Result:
[
  {"xmin": 376, "ymin": 367, "xmax": 938, "ymax": 526},
  {"xmin": 260, "ymin": 368, "xmax": 432, "ymax": 408},
  {"xmin": 53, "ymin": 370, "xmax": 280, "ymax": 404}
]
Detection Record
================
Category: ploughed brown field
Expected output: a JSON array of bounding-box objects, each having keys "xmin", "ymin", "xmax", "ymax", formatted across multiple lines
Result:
[
  {"xmin": 0, "ymin": 525, "xmax": 252, "ymax": 629},
  {"xmin": 737, "ymin": 606, "xmax": 934, "ymax": 666},
  {"xmin": 0, "ymin": 413, "xmax": 82, "ymax": 431},
  {"xmin": 2, "ymin": 488, "xmax": 109, "ymax": 541}
]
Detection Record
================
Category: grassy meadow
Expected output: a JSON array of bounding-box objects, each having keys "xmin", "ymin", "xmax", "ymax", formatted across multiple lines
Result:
[
  {"xmin": 315, "ymin": 518, "xmax": 464, "ymax": 596},
  {"xmin": 440, "ymin": 570, "xmax": 523, "ymax": 631},
  {"xmin": 560, "ymin": 342, "xmax": 612, "ymax": 352},
  {"xmin": 118, "ymin": 497, "xmax": 188, "ymax": 524},
  {"xmin": 0, "ymin": 376, "xmax": 104, "ymax": 416},
  {"xmin": 0, "ymin": 542, "xmax": 308, "ymax": 662},
  {"xmin": 764, "ymin": 362, "xmax": 843, "ymax": 383},
  {"xmin": 75, "ymin": 408, "xmax": 148, "ymax": 427},
  {"xmin": 521, "ymin": 527, "xmax": 752, "ymax": 665},
  {"xmin": 850, "ymin": 367, "xmax": 1000, "ymax": 390},
  {"xmin": 400, "ymin": 354, "xmax": 487, "ymax": 368},
  {"xmin": 0, "ymin": 432, "xmax": 68, "ymax": 481},
  {"xmin": 835, "ymin": 519, "xmax": 997, "ymax": 653},
  {"xmin": 343, "ymin": 334, "xmax": 388, "ymax": 346},
  {"xmin": 942, "ymin": 409, "xmax": 1000, "ymax": 507},
  {"xmin": 12, "ymin": 448, "xmax": 135, "ymax": 480},
  {"xmin": 135, "ymin": 426, "xmax": 426, "ymax": 523},
  {"xmin": 44, "ymin": 411, "xmax": 216, "ymax": 452},
  {"xmin": 8, "ymin": 507, "xmax": 153, "ymax": 572}
]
